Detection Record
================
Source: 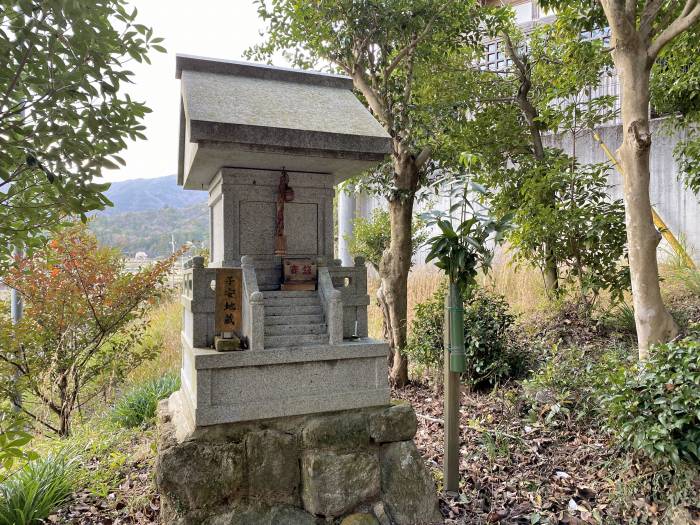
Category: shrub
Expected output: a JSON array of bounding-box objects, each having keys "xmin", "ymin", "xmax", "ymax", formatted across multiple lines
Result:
[
  {"xmin": 522, "ymin": 344, "xmax": 629, "ymax": 424},
  {"xmin": 0, "ymin": 453, "xmax": 76, "ymax": 525},
  {"xmin": 406, "ymin": 285, "xmax": 524, "ymax": 387},
  {"xmin": 111, "ymin": 374, "xmax": 180, "ymax": 428},
  {"xmin": 603, "ymin": 328, "xmax": 700, "ymax": 466},
  {"xmin": 0, "ymin": 225, "xmax": 178, "ymax": 436},
  {"xmin": 347, "ymin": 208, "xmax": 427, "ymax": 271}
]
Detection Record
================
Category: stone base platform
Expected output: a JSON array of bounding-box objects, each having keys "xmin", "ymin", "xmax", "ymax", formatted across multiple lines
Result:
[
  {"xmin": 179, "ymin": 336, "xmax": 391, "ymax": 433},
  {"xmin": 155, "ymin": 400, "xmax": 443, "ymax": 525}
]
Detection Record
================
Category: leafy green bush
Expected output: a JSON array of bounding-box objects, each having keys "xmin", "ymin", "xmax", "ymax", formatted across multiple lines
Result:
[
  {"xmin": 522, "ymin": 344, "xmax": 629, "ymax": 424},
  {"xmin": 0, "ymin": 453, "xmax": 75, "ymax": 525},
  {"xmin": 111, "ymin": 374, "xmax": 180, "ymax": 428},
  {"xmin": 346, "ymin": 208, "xmax": 427, "ymax": 271},
  {"xmin": 603, "ymin": 329, "xmax": 700, "ymax": 466},
  {"xmin": 0, "ymin": 417, "xmax": 37, "ymax": 473},
  {"xmin": 406, "ymin": 285, "xmax": 524, "ymax": 387}
]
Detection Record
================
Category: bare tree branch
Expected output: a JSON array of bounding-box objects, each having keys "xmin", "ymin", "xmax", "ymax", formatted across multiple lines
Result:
[
  {"xmin": 415, "ymin": 147, "xmax": 431, "ymax": 169},
  {"xmin": 384, "ymin": 7, "xmax": 442, "ymax": 78},
  {"xmin": 640, "ymin": 0, "xmax": 664, "ymax": 39},
  {"xmin": 352, "ymin": 68, "xmax": 393, "ymax": 131}
]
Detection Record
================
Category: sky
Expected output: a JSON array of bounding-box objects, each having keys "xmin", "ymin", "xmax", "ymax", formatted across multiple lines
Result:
[{"xmin": 102, "ymin": 0, "xmax": 287, "ymax": 183}]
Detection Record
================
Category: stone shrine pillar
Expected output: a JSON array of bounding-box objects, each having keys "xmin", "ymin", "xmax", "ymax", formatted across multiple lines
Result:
[
  {"xmin": 157, "ymin": 55, "xmax": 443, "ymax": 525},
  {"xmin": 338, "ymin": 190, "xmax": 357, "ymax": 267}
]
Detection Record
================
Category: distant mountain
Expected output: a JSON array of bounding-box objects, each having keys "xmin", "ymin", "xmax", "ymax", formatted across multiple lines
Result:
[
  {"xmin": 89, "ymin": 175, "xmax": 209, "ymax": 257},
  {"xmin": 102, "ymin": 175, "xmax": 206, "ymax": 214}
]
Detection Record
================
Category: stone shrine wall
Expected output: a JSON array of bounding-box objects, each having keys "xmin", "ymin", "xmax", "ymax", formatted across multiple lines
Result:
[
  {"xmin": 208, "ymin": 168, "xmax": 335, "ymax": 267},
  {"xmin": 156, "ymin": 401, "xmax": 443, "ymax": 525}
]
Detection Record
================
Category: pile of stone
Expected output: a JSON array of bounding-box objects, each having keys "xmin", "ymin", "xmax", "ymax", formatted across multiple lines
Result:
[{"xmin": 156, "ymin": 401, "xmax": 442, "ymax": 525}]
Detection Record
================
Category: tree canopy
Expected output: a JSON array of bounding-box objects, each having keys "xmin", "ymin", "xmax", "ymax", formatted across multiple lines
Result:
[{"xmin": 0, "ymin": 0, "xmax": 162, "ymax": 264}]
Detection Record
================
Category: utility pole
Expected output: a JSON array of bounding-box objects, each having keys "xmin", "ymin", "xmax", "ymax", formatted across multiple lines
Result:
[
  {"xmin": 10, "ymin": 249, "xmax": 22, "ymax": 323},
  {"xmin": 170, "ymin": 234, "xmax": 177, "ymax": 288}
]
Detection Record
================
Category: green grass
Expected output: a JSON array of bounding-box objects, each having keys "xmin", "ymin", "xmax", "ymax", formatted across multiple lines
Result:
[
  {"xmin": 111, "ymin": 373, "xmax": 180, "ymax": 429},
  {"xmin": 604, "ymin": 301, "xmax": 637, "ymax": 334},
  {"xmin": 0, "ymin": 453, "xmax": 76, "ymax": 525}
]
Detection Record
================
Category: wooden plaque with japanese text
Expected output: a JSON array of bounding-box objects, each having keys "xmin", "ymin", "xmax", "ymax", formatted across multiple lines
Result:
[{"xmin": 215, "ymin": 268, "xmax": 243, "ymax": 334}]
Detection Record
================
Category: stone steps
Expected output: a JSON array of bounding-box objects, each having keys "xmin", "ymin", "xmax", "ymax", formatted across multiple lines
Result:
[
  {"xmin": 264, "ymin": 323, "xmax": 327, "ymax": 336},
  {"xmin": 264, "ymin": 333, "xmax": 328, "ymax": 348},
  {"xmin": 265, "ymin": 313, "xmax": 324, "ymax": 326},
  {"xmin": 265, "ymin": 304, "xmax": 323, "ymax": 316},
  {"xmin": 262, "ymin": 291, "xmax": 327, "ymax": 348},
  {"xmin": 263, "ymin": 295, "xmax": 321, "ymax": 307},
  {"xmin": 263, "ymin": 290, "xmax": 318, "ymax": 299}
]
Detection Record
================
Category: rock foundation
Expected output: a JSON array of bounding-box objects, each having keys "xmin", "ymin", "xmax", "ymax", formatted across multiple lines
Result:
[{"xmin": 155, "ymin": 398, "xmax": 442, "ymax": 524}]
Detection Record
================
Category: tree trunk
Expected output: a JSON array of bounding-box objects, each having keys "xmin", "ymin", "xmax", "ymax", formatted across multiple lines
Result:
[
  {"xmin": 58, "ymin": 408, "xmax": 71, "ymax": 437},
  {"xmin": 615, "ymin": 47, "xmax": 678, "ymax": 359},
  {"xmin": 504, "ymin": 31, "xmax": 560, "ymax": 294},
  {"xmin": 376, "ymin": 283, "xmax": 392, "ymax": 366},
  {"xmin": 380, "ymin": 147, "xmax": 419, "ymax": 388}
]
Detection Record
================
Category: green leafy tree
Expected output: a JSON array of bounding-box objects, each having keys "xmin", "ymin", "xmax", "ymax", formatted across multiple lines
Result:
[
  {"xmin": 540, "ymin": 0, "xmax": 700, "ymax": 359},
  {"xmin": 0, "ymin": 225, "xmax": 177, "ymax": 436},
  {"xmin": 434, "ymin": 8, "xmax": 628, "ymax": 307},
  {"xmin": 420, "ymin": 173, "xmax": 510, "ymax": 376},
  {"xmin": 247, "ymin": 0, "xmax": 487, "ymax": 386},
  {"xmin": 0, "ymin": 0, "xmax": 163, "ymax": 264},
  {"xmin": 346, "ymin": 208, "xmax": 427, "ymax": 272}
]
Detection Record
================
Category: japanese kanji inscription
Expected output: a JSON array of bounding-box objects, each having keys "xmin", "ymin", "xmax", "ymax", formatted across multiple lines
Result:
[{"xmin": 215, "ymin": 268, "xmax": 242, "ymax": 334}]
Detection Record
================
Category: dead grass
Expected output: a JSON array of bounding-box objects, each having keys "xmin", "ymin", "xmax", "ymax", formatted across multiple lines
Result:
[
  {"xmin": 479, "ymin": 256, "xmax": 548, "ymax": 316},
  {"xmin": 127, "ymin": 296, "xmax": 182, "ymax": 385},
  {"xmin": 367, "ymin": 265, "xmax": 444, "ymax": 339}
]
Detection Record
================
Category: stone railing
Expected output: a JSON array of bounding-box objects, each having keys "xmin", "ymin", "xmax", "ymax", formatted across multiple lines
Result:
[
  {"xmin": 241, "ymin": 256, "xmax": 264, "ymax": 351},
  {"xmin": 181, "ymin": 256, "xmax": 216, "ymax": 348},
  {"xmin": 317, "ymin": 265, "xmax": 343, "ymax": 345},
  {"xmin": 327, "ymin": 257, "xmax": 370, "ymax": 339}
]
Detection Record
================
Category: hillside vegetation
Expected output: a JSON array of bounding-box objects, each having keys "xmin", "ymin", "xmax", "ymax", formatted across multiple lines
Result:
[
  {"xmin": 89, "ymin": 175, "xmax": 208, "ymax": 257},
  {"xmin": 90, "ymin": 202, "xmax": 208, "ymax": 257}
]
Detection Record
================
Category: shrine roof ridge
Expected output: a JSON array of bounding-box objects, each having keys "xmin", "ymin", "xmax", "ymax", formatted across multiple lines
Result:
[{"xmin": 175, "ymin": 54, "xmax": 354, "ymax": 90}]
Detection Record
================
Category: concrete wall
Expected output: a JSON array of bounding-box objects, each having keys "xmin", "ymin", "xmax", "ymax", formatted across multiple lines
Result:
[{"xmin": 543, "ymin": 118, "xmax": 699, "ymax": 258}]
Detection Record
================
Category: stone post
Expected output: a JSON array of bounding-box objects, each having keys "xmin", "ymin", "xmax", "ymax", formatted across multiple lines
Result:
[{"xmin": 338, "ymin": 189, "xmax": 356, "ymax": 267}]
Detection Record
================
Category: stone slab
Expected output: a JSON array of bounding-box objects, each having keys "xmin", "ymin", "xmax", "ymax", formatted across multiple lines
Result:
[
  {"xmin": 369, "ymin": 403, "xmax": 418, "ymax": 443},
  {"xmin": 156, "ymin": 403, "xmax": 441, "ymax": 525},
  {"xmin": 379, "ymin": 441, "xmax": 443, "ymax": 525},
  {"xmin": 302, "ymin": 411, "xmax": 369, "ymax": 451},
  {"xmin": 188, "ymin": 337, "xmax": 388, "ymax": 369},
  {"xmin": 179, "ymin": 336, "xmax": 390, "ymax": 428},
  {"xmin": 245, "ymin": 429, "xmax": 300, "ymax": 505},
  {"xmin": 176, "ymin": 54, "xmax": 354, "ymax": 89}
]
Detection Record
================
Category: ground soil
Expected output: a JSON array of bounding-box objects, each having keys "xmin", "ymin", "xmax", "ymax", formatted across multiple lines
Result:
[{"xmin": 55, "ymin": 376, "xmax": 700, "ymax": 525}]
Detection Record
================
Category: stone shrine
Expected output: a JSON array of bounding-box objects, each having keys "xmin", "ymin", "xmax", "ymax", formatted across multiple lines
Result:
[{"xmin": 156, "ymin": 55, "xmax": 443, "ymax": 525}]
